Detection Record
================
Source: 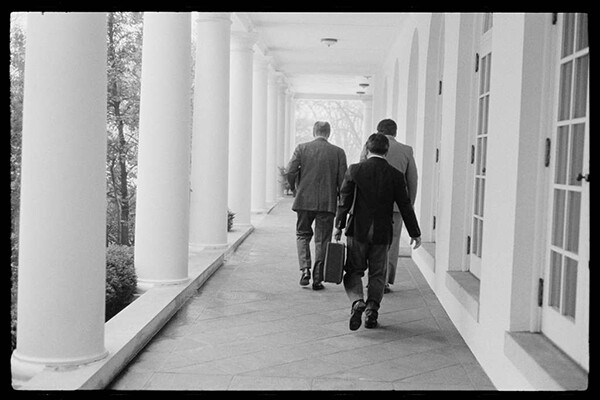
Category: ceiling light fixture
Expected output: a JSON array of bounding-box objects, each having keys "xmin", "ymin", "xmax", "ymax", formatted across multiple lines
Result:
[
  {"xmin": 356, "ymin": 91, "xmax": 366, "ymax": 95},
  {"xmin": 320, "ymin": 38, "xmax": 338, "ymax": 47},
  {"xmin": 359, "ymin": 83, "xmax": 370, "ymax": 88}
]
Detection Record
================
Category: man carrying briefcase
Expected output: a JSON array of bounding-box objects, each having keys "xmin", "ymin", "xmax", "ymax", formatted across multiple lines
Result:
[{"xmin": 334, "ymin": 133, "xmax": 421, "ymax": 331}]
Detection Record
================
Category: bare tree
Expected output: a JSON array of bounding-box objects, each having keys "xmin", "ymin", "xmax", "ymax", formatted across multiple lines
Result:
[{"xmin": 294, "ymin": 99, "xmax": 364, "ymax": 164}]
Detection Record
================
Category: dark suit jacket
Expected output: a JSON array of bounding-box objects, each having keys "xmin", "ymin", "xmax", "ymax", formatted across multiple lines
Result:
[
  {"xmin": 287, "ymin": 137, "xmax": 347, "ymax": 214},
  {"xmin": 360, "ymin": 135, "xmax": 418, "ymax": 210},
  {"xmin": 335, "ymin": 156, "xmax": 421, "ymax": 245}
]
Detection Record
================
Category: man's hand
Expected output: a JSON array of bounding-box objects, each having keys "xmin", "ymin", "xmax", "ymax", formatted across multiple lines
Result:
[
  {"xmin": 410, "ymin": 236, "xmax": 422, "ymax": 250},
  {"xmin": 334, "ymin": 228, "xmax": 342, "ymax": 242}
]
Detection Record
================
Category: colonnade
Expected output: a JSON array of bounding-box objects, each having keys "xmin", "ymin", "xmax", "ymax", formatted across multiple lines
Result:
[{"xmin": 11, "ymin": 12, "xmax": 296, "ymax": 381}]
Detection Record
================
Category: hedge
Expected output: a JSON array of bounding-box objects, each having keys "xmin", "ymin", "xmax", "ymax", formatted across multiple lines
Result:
[{"xmin": 10, "ymin": 245, "xmax": 138, "ymax": 352}]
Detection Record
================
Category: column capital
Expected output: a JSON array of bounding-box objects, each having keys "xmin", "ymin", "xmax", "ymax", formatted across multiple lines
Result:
[
  {"xmin": 231, "ymin": 30, "xmax": 258, "ymax": 52},
  {"xmin": 253, "ymin": 51, "xmax": 269, "ymax": 69},
  {"xmin": 267, "ymin": 66, "xmax": 279, "ymax": 84},
  {"xmin": 264, "ymin": 55, "xmax": 276, "ymax": 68},
  {"xmin": 195, "ymin": 12, "xmax": 232, "ymax": 24},
  {"xmin": 275, "ymin": 72, "xmax": 287, "ymax": 90}
]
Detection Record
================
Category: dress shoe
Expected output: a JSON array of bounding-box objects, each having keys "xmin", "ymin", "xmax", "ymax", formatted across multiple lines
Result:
[
  {"xmin": 365, "ymin": 312, "xmax": 378, "ymax": 329},
  {"xmin": 349, "ymin": 300, "xmax": 366, "ymax": 331},
  {"xmin": 300, "ymin": 269, "xmax": 311, "ymax": 286},
  {"xmin": 384, "ymin": 284, "xmax": 391, "ymax": 294},
  {"xmin": 312, "ymin": 281, "xmax": 324, "ymax": 291}
]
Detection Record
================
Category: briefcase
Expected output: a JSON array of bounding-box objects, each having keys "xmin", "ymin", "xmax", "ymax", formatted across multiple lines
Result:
[{"xmin": 323, "ymin": 241, "xmax": 345, "ymax": 284}]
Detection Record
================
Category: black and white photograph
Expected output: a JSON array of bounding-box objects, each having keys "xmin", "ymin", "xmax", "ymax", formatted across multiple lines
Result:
[{"xmin": 9, "ymin": 10, "xmax": 589, "ymax": 393}]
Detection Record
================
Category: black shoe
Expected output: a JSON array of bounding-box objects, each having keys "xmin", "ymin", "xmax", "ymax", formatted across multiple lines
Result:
[
  {"xmin": 365, "ymin": 312, "xmax": 378, "ymax": 329},
  {"xmin": 312, "ymin": 281, "xmax": 324, "ymax": 291},
  {"xmin": 300, "ymin": 269, "xmax": 311, "ymax": 286},
  {"xmin": 384, "ymin": 284, "xmax": 391, "ymax": 294},
  {"xmin": 349, "ymin": 300, "xmax": 366, "ymax": 331}
]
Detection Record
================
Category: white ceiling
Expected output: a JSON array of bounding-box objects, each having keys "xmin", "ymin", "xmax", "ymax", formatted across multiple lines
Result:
[{"xmin": 239, "ymin": 12, "xmax": 409, "ymax": 97}]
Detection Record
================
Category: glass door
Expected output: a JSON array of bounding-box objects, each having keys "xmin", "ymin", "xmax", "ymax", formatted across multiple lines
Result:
[
  {"xmin": 432, "ymin": 21, "xmax": 445, "ymax": 244},
  {"xmin": 542, "ymin": 12, "xmax": 589, "ymax": 371},
  {"xmin": 468, "ymin": 14, "xmax": 492, "ymax": 279}
]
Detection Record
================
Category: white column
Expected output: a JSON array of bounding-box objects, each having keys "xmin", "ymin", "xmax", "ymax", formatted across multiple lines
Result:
[
  {"xmin": 228, "ymin": 31, "xmax": 256, "ymax": 226},
  {"xmin": 190, "ymin": 12, "xmax": 231, "ymax": 249},
  {"xmin": 265, "ymin": 64, "xmax": 278, "ymax": 204},
  {"xmin": 275, "ymin": 76, "xmax": 287, "ymax": 198},
  {"xmin": 134, "ymin": 13, "xmax": 191, "ymax": 290},
  {"xmin": 283, "ymin": 89, "xmax": 292, "ymax": 164},
  {"xmin": 289, "ymin": 94, "xmax": 297, "ymax": 157},
  {"xmin": 251, "ymin": 52, "xmax": 268, "ymax": 213},
  {"xmin": 12, "ymin": 12, "xmax": 108, "ymax": 381},
  {"xmin": 362, "ymin": 97, "xmax": 374, "ymax": 142}
]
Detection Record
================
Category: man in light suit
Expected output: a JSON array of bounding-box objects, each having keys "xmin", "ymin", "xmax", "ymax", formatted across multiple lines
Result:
[
  {"xmin": 287, "ymin": 121, "xmax": 348, "ymax": 290},
  {"xmin": 335, "ymin": 133, "xmax": 421, "ymax": 330},
  {"xmin": 360, "ymin": 119, "xmax": 418, "ymax": 293}
]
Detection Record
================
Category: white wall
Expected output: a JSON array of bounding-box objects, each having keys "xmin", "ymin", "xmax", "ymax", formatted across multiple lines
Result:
[{"xmin": 377, "ymin": 12, "xmax": 564, "ymax": 390}]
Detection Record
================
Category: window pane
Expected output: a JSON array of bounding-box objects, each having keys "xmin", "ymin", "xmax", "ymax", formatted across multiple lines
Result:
[
  {"xmin": 474, "ymin": 178, "xmax": 481, "ymax": 216},
  {"xmin": 563, "ymin": 256, "xmax": 578, "ymax": 318},
  {"xmin": 573, "ymin": 55, "xmax": 589, "ymax": 118},
  {"xmin": 478, "ymin": 219, "xmax": 484, "ymax": 257},
  {"xmin": 554, "ymin": 126, "xmax": 569, "ymax": 184},
  {"xmin": 558, "ymin": 61, "xmax": 573, "ymax": 121},
  {"xmin": 485, "ymin": 54, "xmax": 492, "ymax": 93},
  {"xmin": 562, "ymin": 13, "xmax": 575, "ymax": 58},
  {"xmin": 481, "ymin": 136, "xmax": 487, "ymax": 175},
  {"xmin": 569, "ymin": 124, "xmax": 585, "ymax": 186},
  {"xmin": 576, "ymin": 13, "xmax": 588, "ymax": 51},
  {"xmin": 479, "ymin": 55, "xmax": 487, "ymax": 95},
  {"xmin": 483, "ymin": 95, "xmax": 490, "ymax": 134},
  {"xmin": 472, "ymin": 218, "xmax": 479, "ymax": 256},
  {"xmin": 549, "ymin": 251, "xmax": 562, "ymax": 308},
  {"xmin": 476, "ymin": 138, "xmax": 482, "ymax": 174},
  {"xmin": 552, "ymin": 189, "xmax": 566, "ymax": 247},
  {"xmin": 478, "ymin": 97, "xmax": 485, "ymax": 134},
  {"xmin": 566, "ymin": 191, "xmax": 581, "ymax": 254},
  {"xmin": 480, "ymin": 178, "xmax": 485, "ymax": 217},
  {"xmin": 483, "ymin": 13, "xmax": 493, "ymax": 34}
]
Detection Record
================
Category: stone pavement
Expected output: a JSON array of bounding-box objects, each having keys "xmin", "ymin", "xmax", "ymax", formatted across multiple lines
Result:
[{"xmin": 108, "ymin": 197, "xmax": 495, "ymax": 391}]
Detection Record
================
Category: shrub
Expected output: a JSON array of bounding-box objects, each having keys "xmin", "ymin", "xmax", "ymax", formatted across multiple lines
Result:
[
  {"xmin": 227, "ymin": 209, "xmax": 235, "ymax": 232},
  {"xmin": 10, "ymin": 261, "xmax": 18, "ymax": 352},
  {"xmin": 105, "ymin": 244, "xmax": 137, "ymax": 321},
  {"xmin": 278, "ymin": 166, "xmax": 292, "ymax": 195}
]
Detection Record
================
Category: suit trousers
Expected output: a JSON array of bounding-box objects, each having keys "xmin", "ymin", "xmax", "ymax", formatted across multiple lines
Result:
[
  {"xmin": 343, "ymin": 236, "xmax": 389, "ymax": 314},
  {"xmin": 386, "ymin": 212, "xmax": 404, "ymax": 285},
  {"xmin": 295, "ymin": 210, "xmax": 334, "ymax": 283}
]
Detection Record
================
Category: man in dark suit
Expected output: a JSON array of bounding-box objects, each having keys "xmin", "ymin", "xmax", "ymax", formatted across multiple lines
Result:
[
  {"xmin": 287, "ymin": 121, "xmax": 348, "ymax": 290},
  {"xmin": 360, "ymin": 119, "xmax": 418, "ymax": 293},
  {"xmin": 334, "ymin": 133, "xmax": 421, "ymax": 330}
]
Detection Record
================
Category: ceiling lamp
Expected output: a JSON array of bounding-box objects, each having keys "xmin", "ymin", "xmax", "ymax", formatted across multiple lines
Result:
[
  {"xmin": 356, "ymin": 91, "xmax": 366, "ymax": 95},
  {"xmin": 359, "ymin": 83, "xmax": 370, "ymax": 88},
  {"xmin": 320, "ymin": 38, "xmax": 338, "ymax": 47}
]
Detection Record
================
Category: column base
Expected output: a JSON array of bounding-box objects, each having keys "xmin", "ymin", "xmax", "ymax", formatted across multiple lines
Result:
[
  {"xmin": 189, "ymin": 242, "xmax": 229, "ymax": 252},
  {"xmin": 231, "ymin": 223, "xmax": 253, "ymax": 231},
  {"xmin": 11, "ymin": 348, "xmax": 108, "ymax": 384},
  {"xmin": 136, "ymin": 277, "xmax": 190, "ymax": 293}
]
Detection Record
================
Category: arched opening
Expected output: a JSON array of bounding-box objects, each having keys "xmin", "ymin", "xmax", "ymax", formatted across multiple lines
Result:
[
  {"xmin": 405, "ymin": 30, "xmax": 419, "ymax": 148},
  {"xmin": 382, "ymin": 76, "xmax": 388, "ymax": 117},
  {"xmin": 419, "ymin": 14, "xmax": 445, "ymax": 245},
  {"xmin": 391, "ymin": 59, "xmax": 400, "ymax": 120}
]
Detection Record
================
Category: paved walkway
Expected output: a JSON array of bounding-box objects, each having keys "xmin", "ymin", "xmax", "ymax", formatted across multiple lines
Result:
[{"xmin": 109, "ymin": 198, "xmax": 495, "ymax": 391}]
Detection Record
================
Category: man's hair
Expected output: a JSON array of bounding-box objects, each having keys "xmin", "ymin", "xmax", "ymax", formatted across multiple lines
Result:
[
  {"xmin": 313, "ymin": 121, "xmax": 331, "ymax": 138},
  {"xmin": 366, "ymin": 133, "xmax": 389, "ymax": 156},
  {"xmin": 376, "ymin": 119, "xmax": 397, "ymax": 137}
]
